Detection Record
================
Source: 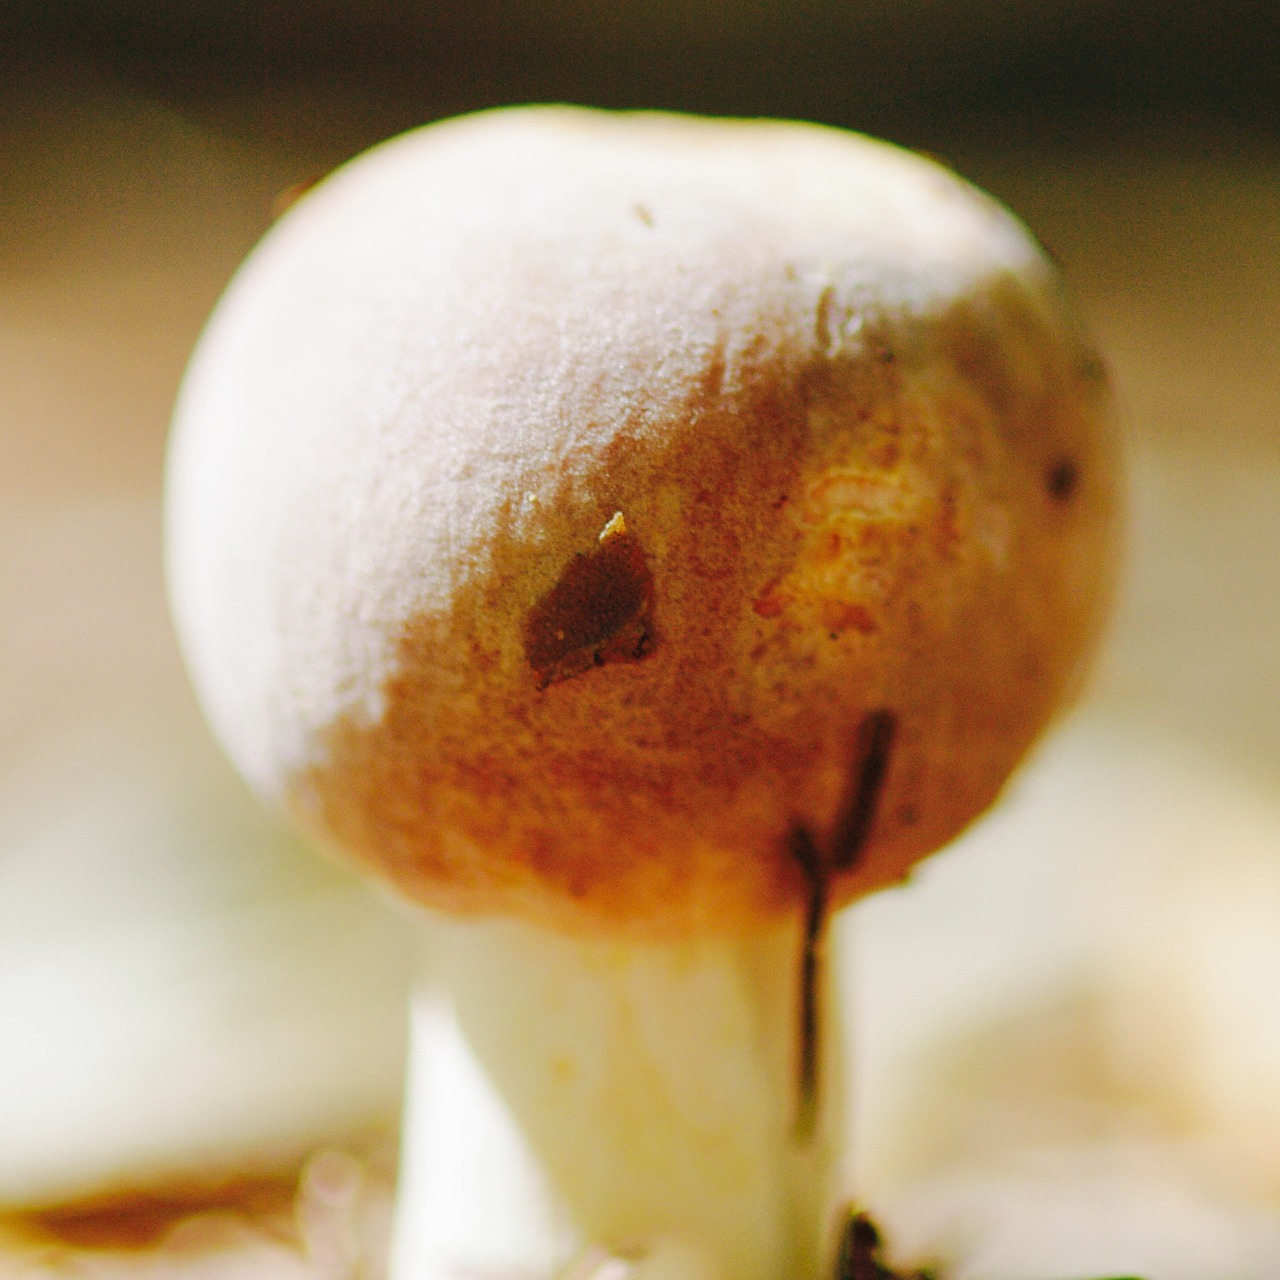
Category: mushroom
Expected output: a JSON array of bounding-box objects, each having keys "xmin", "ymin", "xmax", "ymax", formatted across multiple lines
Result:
[{"xmin": 165, "ymin": 107, "xmax": 1119, "ymax": 1280}]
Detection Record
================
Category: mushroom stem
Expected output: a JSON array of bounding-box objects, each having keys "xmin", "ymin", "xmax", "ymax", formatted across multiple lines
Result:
[{"xmin": 393, "ymin": 914, "xmax": 848, "ymax": 1280}]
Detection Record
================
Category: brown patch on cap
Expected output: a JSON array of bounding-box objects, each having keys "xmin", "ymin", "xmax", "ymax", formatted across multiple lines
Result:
[{"xmin": 524, "ymin": 512, "xmax": 656, "ymax": 689}]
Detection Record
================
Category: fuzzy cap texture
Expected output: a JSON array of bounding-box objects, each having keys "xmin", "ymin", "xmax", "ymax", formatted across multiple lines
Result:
[{"xmin": 167, "ymin": 107, "xmax": 1120, "ymax": 937}]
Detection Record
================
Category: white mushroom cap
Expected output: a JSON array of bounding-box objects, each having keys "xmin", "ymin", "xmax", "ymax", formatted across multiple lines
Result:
[{"xmin": 166, "ymin": 107, "xmax": 1119, "ymax": 937}]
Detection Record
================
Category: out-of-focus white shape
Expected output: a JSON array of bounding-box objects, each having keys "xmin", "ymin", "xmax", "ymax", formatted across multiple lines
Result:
[
  {"xmin": 0, "ymin": 713, "xmax": 415, "ymax": 1206},
  {"xmin": 557, "ymin": 1236, "xmax": 722, "ymax": 1280},
  {"xmin": 1107, "ymin": 761, "xmax": 1280, "ymax": 1203},
  {"xmin": 848, "ymin": 709, "xmax": 1280, "ymax": 1273},
  {"xmin": 394, "ymin": 917, "xmax": 843, "ymax": 1280},
  {"xmin": 876, "ymin": 1142, "xmax": 1280, "ymax": 1280},
  {"xmin": 0, "ymin": 499, "xmax": 183, "ymax": 766},
  {"xmin": 1100, "ymin": 437, "xmax": 1280, "ymax": 782},
  {"xmin": 0, "ymin": 496, "xmax": 414, "ymax": 1205},
  {"xmin": 397, "ymin": 986, "xmax": 578, "ymax": 1280}
]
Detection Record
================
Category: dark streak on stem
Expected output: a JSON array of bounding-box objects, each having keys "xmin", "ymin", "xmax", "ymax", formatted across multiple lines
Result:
[
  {"xmin": 789, "ymin": 708, "xmax": 898, "ymax": 1142},
  {"xmin": 789, "ymin": 823, "xmax": 828, "ymax": 1143}
]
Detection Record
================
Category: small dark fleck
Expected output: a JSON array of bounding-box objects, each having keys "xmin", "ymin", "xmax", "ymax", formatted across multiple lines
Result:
[
  {"xmin": 873, "ymin": 344, "xmax": 896, "ymax": 364},
  {"xmin": 1035, "ymin": 235, "xmax": 1065, "ymax": 271},
  {"xmin": 1046, "ymin": 457, "xmax": 1080, "ymax": 503},
  {"xmin": 1079, "ymin": 349, "xmax": 1109, "ymax": 385},
  {"xmin": 271, "ymin": 173, "xmax": 323, "ymax": 220},
  {"xmin": 815, "ymin": 284, "xmax": 838, "ymax": 353}
]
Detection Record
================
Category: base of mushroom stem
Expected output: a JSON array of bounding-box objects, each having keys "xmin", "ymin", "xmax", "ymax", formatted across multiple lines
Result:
[
  {"xmin": 390, "ymin": 914, "xmax": 851, "ymax": 1280},
  {"xmin": 524, "ymin": 1210, "xmax": 933, "ymax": 1280}
]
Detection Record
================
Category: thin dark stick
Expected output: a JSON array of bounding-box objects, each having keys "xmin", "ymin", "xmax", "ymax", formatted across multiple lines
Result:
[
  {"xmin": 830, "ymin": 709, "xmax": 897, "ymax": 871},
  {"xmin": 789, "ymin": 823, "xmax": 828, "ymax": 1142},
  {"xmin": 790, "ymin": 709, "xmax": 898, "ymax": 1143}
]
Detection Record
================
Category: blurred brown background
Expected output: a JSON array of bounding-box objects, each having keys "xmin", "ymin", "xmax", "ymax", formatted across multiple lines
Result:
[{"xmin": 2, "ymin": 4, "xmax": 1279, "ymax": 1277}]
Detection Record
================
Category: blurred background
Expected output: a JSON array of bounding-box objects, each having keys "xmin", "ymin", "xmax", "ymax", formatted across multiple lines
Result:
[{"xmin": 1, "ymin": 3, "xmax": 1278, "ymax": 1277}]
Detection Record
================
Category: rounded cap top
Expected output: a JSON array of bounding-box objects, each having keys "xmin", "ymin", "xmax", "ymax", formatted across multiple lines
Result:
[{"xmin": 167, "ymin": 107, "xmax": 1120, "ymax": 937}]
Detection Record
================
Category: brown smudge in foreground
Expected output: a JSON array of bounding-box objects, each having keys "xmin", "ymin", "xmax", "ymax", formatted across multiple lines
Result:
[
  {"xmin": 524, "ymin": 512, "xmax": 656, "ymax": 689},
  {"xmin": 0, "ymin": 1146, "xmax": 396, "ymax": 1277},
  {"xmin": 6, "ymin": 1172, "xmax": 300, "ymax": 1250}
]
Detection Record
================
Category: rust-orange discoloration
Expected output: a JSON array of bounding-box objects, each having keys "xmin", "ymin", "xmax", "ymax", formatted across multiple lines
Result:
[
  {"xmin": 524, "ymin": 512, "xmax": 656, "ymax": 689},
  {"xmin": 753, "ymin": 578, "xmax": 789, "ymax": 619},
  {"xmin": 800, "ymin": 469, "xmax": 911, "ymax": 526},
  {"xmin": 820, "ymin": 600, "xmax": 878, "ymax": 636}
]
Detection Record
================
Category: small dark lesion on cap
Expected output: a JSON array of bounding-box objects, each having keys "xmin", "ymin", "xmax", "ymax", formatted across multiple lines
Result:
[{"xmin": 524, "ymin": 512, "xmax": 656, "ymax": 690}]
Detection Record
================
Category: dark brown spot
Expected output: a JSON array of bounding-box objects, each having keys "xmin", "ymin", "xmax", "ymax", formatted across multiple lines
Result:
[
  {"xmin": 1046, "ymin": 457, "xmax": 1080, "ymax": 503},
  {"xmin": 830, "ymin": 709, "xmax": 897, "ymax": 871},
  {"xmin": 524, "ymin": 512, "xmax": 656, "ymax": 689}
]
